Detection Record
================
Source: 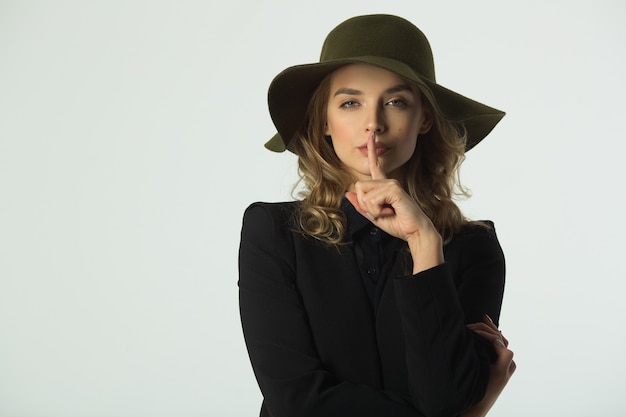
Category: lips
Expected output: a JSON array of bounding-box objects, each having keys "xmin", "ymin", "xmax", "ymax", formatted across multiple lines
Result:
[{"xmin": 358, "ymin": 142, "xmax": 389, "ymax": 156}]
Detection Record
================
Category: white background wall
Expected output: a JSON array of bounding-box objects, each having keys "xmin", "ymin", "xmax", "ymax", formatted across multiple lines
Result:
[{"xmin": 1, "ymin": 1, "xmax": 624, "ymax": 416}]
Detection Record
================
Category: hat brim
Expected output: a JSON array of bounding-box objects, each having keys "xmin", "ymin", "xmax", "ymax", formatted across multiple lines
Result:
[{"xmin": 266, "ymin": 57, "xmax": 504, "ymax": 152}]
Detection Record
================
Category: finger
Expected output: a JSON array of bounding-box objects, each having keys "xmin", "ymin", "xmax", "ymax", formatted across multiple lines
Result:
[
  {"xmin": 481, "ymin": 315, "xmax": 510, "ymax": 347},
  {"xmin": 345, "ymin": 191, "xmax": 360, "ymax": 211},
  {"xmin": 501, "ymin": 333, "xmax": 509, "ymax": 348},
  {"xmin": 469, "ymin": 321, "xmax": 510, "ymax": 349},
  {"xmin": 368, "ymin": 132, "xmax": 387, "ymax": 180},
  {"xmin": 495, "ymin": 348, "xmax": 515, "ymax": 372},
  {"xmin": 353, "ymin": 180, "xmax": 396, "ymax": 219},
  {"xmin": 467, "ymin": 322, "xmax": 498, "ymax": 336},
  {"xmin": 469, "ymin": 327, "xmax": 500, "ymax": 341},
  {"xmin": 483, "ymin": 314, "xmax": 499, "ymax": 331},
  {"xmin": 482, "ymin": 315, "xmax": 510, "ymax": 347},
  {"xmin": 345, "ymin": 191, "xmax": 373, "ymax": 221},
  {"xmin": 493, "ymin": 351, "xmax": 516, "ymax": 384},
  {"xmin": 470, "ymin": 329, "xmax": 506, "ymax": 350}
]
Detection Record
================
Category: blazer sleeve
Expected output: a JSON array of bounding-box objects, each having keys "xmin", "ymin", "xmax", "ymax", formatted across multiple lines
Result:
[
  {"xmin": 239, "ymin": 203, "xmax": 424, "ymax": 417},
  {"xmin": 393, "ymin": 223, "xmax": 505, "ymax": 417}
]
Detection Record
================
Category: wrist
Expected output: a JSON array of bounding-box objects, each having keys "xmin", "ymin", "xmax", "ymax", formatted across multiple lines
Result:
[{"xmin": 407, "ymin": 230, "xmax": 443, "ymax": 274}]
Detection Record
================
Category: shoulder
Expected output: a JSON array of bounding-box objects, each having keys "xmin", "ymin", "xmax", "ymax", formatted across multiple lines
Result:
[
  {"xmin": 446, "ymin": 220, "xmax": 505, "ymax": 264},
  {"xmin": 241, "ymin": 201, "xmax": 301, "ymax": 242},
  {"xmin": 242, "ymin": 201, "xmax": 299, "ymax": 227},
  {"xmin": 453, "ymin": 220, "xmax": 498, "ymax": 242},
  {"xmin": 239, "ymin": 202, "xmax": 302, "ymax": 288}
]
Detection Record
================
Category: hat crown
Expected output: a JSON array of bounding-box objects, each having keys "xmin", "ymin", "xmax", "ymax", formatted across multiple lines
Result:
[{"xmin": 320, "ymin": 14, "xmax": 435, "ymax": 82}]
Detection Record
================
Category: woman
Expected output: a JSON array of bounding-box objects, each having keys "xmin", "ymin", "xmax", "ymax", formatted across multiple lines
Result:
[{"xmin": 239, "ymin": 14, "xmax": 515, "ymax": 417}]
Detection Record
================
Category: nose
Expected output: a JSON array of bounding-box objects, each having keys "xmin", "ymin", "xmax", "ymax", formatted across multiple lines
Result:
[{"xmin": 365, "ymin": 103, "xmax": 385, "ymax": 135}]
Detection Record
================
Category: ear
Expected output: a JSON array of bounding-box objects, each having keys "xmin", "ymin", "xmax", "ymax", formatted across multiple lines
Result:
[
  {"xmin": 419, "ymin": 107, "xmax": 433, "ymax": 134},
  {"xmin": 324, "ymin": 122, "xmax": 331, "ymax": 136}
]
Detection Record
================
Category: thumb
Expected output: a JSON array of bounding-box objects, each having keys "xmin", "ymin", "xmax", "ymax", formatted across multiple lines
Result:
[
  {"xmin": 345, "ymin": 192, "xmax": 372, "ymax": 220},
  {"xmin": 345, "ymin": 191, "xmax": 361, "ymax": 211}
]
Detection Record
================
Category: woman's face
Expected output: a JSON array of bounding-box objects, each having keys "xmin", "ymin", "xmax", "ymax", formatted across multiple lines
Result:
[{"xmin": 324, "ymin": 64, "xmax": 432, "ymax": 182}]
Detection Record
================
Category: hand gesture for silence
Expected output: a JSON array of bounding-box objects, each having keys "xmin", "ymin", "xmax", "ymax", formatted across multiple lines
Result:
[
  {"xmin": 346, "ymin": 133, "xmax": 516, "ymax": 417},
  {"xmin": 345, "ymin": 132, "xmax": 444, "ymax": 274}
]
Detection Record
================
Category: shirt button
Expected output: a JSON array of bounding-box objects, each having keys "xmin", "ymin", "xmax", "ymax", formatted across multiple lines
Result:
[
  {"xmin": 367, "ymin": 267, "xmax": 377, "ymax": 275},
  {"xmin": 369, "ymin": 228, "xmax": 378, "ymax": 235}
]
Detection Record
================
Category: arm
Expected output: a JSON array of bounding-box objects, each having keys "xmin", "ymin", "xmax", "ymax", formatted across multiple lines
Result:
[
  {"xmin": 393, "ymin": 262, "xmax": 495, "ymax": 416},
  {"xmin": 391, "ymin": 227, "xmax": 506, "ymax": 416},
  {"xmin": 239, "ymin": 203, "xmax": 423, "ymax": 417},
  {"xmin": 346, "ymin": 134, "xmax": 506, "ymax": 416}
]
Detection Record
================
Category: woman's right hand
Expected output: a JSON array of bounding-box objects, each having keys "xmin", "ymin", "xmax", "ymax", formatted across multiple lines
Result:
[
  {"xmin": 462, "ymin": 315, "xmax": 516, "ymax": 417},
  {"xmin": 344, "ymin": 132, "xmax": 444, "ymax": 273}
]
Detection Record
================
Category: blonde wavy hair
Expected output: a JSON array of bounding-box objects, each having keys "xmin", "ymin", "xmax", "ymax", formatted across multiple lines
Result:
[{"xmin": 291, "ymin": 72, "xmax": 473, "ymax": 246}]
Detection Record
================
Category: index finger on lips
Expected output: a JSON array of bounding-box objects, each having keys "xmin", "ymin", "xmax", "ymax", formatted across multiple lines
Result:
[{"xmin": 368, "ymin": 132, "xmax": 387, "ymax": 180}]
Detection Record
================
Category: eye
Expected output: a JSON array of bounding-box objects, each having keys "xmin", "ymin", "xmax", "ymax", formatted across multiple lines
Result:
[
  {"xmin": 386, "ymin": 98, "xmax": 408, "ymax": 107},
  {"xmin": 339, "ymin": 100, "xmax": 360, "ymax": 109}
]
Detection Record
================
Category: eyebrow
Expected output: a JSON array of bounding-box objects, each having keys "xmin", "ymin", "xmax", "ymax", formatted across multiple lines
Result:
[{"xmin": 333, "ymin": 84, "xmax": 414, "ymax": 97}]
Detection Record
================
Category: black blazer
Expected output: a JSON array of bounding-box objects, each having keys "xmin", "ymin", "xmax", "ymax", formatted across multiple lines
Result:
[{"xmin": 239, "ymin": 202, "xmax": 505, "ymax": 417}]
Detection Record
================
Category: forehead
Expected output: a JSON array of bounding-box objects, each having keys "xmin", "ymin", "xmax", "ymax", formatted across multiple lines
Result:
[{"xmin": 328, "ymin": 63, "xmax": 417, "ymax": 92}]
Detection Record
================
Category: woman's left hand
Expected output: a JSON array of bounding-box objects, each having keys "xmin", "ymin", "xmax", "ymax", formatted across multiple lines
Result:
[
  {"xmin": 462, "ymin": 315, "xmax": 516, "ymax": 417},
  {"xmin": 345, "ymin": 132, "xmax": 443, "ymax": 273}
]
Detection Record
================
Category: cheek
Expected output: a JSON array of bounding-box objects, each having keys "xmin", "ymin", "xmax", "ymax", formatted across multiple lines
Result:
[
  {"xmin": 397, "ymin": 126, "xmax": 419, "ymax": 153},
  {"xmin": 401, "ymin": 137, "xmax": 418, "ymax": 156},
  {"xmin": 327, "ymin": 119, "xmax": 354, "ymax": 144}
]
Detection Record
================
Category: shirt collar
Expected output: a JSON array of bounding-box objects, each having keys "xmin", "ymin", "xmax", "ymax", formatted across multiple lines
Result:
[{"xmin": 341, "ymin": 197, "xmax": 373, "ymax": 242}]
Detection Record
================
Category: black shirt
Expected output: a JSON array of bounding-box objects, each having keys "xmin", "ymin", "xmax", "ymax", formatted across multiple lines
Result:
[{"xmin": 342, "ymin": 198, "xmax": 403, "ymax": 311}]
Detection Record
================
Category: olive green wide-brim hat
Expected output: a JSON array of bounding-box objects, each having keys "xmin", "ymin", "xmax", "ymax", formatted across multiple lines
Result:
[{"xmin": 265, "ymin": 14, "xmax": 505, "ymax": 153}]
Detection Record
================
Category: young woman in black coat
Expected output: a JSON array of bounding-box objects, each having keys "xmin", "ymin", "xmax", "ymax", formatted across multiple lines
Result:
[{"xmin": 239, "ymin": 14, "xmax": 516, "ymax": 417}]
